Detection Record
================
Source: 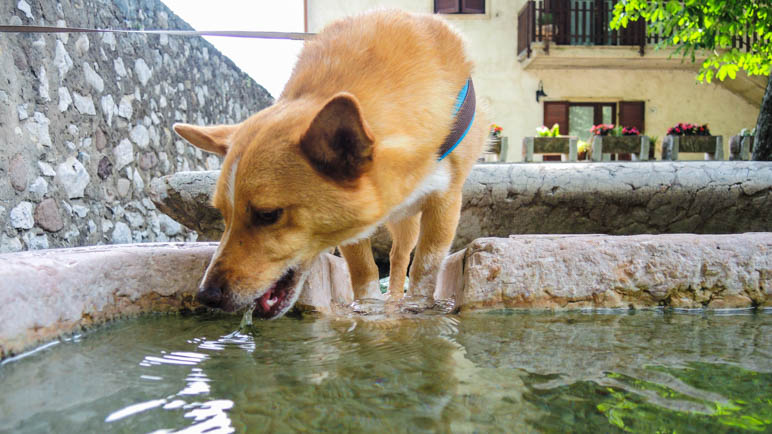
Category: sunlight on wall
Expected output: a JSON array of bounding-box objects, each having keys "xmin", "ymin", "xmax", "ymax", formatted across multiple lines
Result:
[{"xmin": 161, "ymin": 0, "xmax": 305, "ymax": 98}]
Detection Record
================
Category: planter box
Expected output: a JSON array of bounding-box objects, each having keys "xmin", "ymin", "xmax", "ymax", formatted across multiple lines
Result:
[
  {"xmin": 522, "ymin": 136, "xmax": 578, "ymax": 162},
  {"xmin": 729, "ymin": 135, "xmax": 754, "ymax": 161},
  {"xmin": 662, "ymin": 135, "xmax": 723, "ymax": 160},
  {"xmin": 591, "ymin": 135, "xmax": 650, "ymax": 161},
  {"xmin": 480, "ymin": 136, "xmax": 508, "ymax": 163}
]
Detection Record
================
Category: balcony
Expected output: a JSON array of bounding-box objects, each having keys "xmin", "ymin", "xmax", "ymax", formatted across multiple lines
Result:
[
  {"xmin": 517, "ymin": 0, "xmax": 646, "ymax": 56},
  {"xmin": 516, "ymin": 1, "xmax": 755, "ymax": 71}
]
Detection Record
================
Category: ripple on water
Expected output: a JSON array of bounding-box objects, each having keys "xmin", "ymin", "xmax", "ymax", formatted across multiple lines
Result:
[{"xmin": 0, "ymin": 310, "xmax": 769, "ymax": 433}]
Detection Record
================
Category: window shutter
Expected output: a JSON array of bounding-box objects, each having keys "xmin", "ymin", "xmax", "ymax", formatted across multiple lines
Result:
[
  {"xmin": 618, "ymin": 101, "xmax": 645, "ymax": 132},
  {"xmin": 435, "ymin": 0, "xmax": 460, "ymax": 13},
  {"xmin": 544, "ymin": 101, "xmax": 569, "ymax": 136},
  {"xmin": 552, "ymin": 0, "xmax": 570, "ymax": 44},
  {"xmin": 461, "ymin": 0, "xmax": 485, "ymax": 13}
]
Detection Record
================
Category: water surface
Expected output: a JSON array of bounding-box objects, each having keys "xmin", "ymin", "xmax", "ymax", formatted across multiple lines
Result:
[{"xmin": 0, "ymin": 310, "xmax": 770, "ymax": 433}]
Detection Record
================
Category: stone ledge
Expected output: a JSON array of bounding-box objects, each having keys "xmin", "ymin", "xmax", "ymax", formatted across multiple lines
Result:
[
  {"xmin": 2, "ymin": 233, "xmax": 770, "ymax": 359},
  {"xmin": 149, "ymin": 162, "xmax": 772, "ymax": 265},
  {"xmin": 0, "ymin": 244, "xmax": 348, "ymax": 359},
  {"xmin": 459, "ymin": 233, "xmax": 771, "ymax": 311}
]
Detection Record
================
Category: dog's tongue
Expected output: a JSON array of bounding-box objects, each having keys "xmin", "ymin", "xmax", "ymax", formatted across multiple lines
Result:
[{"xmin": 258, "ymin": 288, "xmax": 277, "ymax": 312}]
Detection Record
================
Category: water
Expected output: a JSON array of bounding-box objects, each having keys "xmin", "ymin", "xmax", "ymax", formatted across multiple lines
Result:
[{"xmin": 0, "ymin": 310, "xmax": 770, "ymax": 433}]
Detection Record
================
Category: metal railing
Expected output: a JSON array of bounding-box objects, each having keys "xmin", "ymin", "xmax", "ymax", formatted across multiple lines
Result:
[
  {"xmin": 518, "ymin": 0, "xmax": 646, "ymax": 57},
  {"xmin": 517, "ymin": 0, "xmax": 756, "ymax": 59}
]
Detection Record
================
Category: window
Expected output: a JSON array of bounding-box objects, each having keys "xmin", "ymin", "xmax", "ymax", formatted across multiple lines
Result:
[
  {"xmin": 435, "ymin": 0, "xmax": 485, "ymax": 14},
  {"xmin": 568, "ymin": 102, "xmax": 616, "ymax": 142},
  {"xmin": 544, "ymin": 101, "xmax": 645, "ymax": 142}
]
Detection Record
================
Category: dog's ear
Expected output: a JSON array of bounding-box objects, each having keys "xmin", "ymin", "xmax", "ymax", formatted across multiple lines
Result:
[
  {"xmin": 173, "ymin": 123, "xmax": 239, "ymax": 156},
  {"xmin": 300, "ymin": 93, "xmax": 375, "ymax": 183}
]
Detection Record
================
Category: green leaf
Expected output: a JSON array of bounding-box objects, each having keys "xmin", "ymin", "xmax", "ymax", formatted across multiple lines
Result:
[{"xmin": 666, "ymin": 0, "xmax": 682, "ymax": 14}]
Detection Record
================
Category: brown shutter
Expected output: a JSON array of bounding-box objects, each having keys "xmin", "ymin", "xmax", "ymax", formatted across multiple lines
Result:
[
  {"xmin": 435, "ymin": 0, "xmax": 460, "ymax": 13},
  {"xmin": 544, "ymin": 101, "xmax": 569, "ymax": 136},
  {"xmin": 552, "ymin": 0, "xmax": 571, "ymax": 44},
  {"xmin": 461, "ymin": 0, "xmax": 485, "ymax": 13},
  {"xmin": 618, "ymin": 101, "xmax": 645, "ymax": 132}
]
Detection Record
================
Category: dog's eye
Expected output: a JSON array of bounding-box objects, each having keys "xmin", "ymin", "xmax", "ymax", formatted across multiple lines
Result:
[{"xmin": 250, "ymin": 208, "xmax": 283, "ymax": 227}]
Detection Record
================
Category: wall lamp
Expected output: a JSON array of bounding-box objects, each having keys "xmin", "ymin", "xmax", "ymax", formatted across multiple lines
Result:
[{"xmin": 535, "ymin": 81, "xmax": 548, "ymax": 102}]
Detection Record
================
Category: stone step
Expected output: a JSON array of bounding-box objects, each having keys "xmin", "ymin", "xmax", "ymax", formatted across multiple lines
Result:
[
  {"xmin": 2, "ymin": 233, "xmax": 769, "ymax": 359},
  {"xmin": 149, "ymin": 162, "xmax": 772, "ymax": 265}
]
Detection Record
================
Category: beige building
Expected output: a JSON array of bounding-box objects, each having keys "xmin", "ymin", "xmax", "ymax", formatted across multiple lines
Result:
[{"xmin": 304, "ymin": 0, "xmax": 765, "ymax": 161}]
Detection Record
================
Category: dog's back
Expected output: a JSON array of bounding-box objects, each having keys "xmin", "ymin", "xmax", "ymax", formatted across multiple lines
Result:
[{"xmin": 283, "ymin": 10, "xmax": 474, "ymax": 161}]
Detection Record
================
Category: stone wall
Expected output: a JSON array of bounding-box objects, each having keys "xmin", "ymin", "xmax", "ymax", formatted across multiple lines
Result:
[
  {"xmin": 0, "ymin": 0, "xmax": 273, "ymax": 252},
  {"xmin": 149, "ymin": 162, "xmax": 772, "ymax": 266}
]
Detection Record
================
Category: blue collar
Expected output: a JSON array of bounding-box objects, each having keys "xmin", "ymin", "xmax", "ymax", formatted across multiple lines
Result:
[{"xmin": 438, "ymin": 78, "xmax": 476, "ymax": 161}]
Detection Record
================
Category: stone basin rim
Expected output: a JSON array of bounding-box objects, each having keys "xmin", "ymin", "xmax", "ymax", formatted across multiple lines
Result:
[{"xmin": 1, "ymin": 232, "xmax": 771, "ymax": 360}]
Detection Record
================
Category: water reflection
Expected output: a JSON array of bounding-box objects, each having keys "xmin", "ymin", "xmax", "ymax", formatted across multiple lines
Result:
[
  {"xmin": 0, "ymin": 311, "xmax": 769, "ymax": 433},
  {"xmin": 106, "ymin": 338, "xmax": 234, "ymax": 433}
]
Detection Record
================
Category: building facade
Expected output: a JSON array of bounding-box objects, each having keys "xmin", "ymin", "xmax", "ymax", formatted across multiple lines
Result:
[{"xmin": 305, "ymin": 0, "xmax": 765, "ymax": 161}]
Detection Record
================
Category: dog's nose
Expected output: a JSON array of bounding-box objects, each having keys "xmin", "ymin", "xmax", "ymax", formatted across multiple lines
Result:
[{"xmin": 196, "ymin": 285, "xmax": 224, "ymax": 308}]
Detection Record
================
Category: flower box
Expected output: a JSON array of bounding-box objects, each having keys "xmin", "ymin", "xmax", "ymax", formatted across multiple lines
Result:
[
  {"xmin": 522, "ymin": 137, "xmax": 578, "ymax": 162},
  {"xmin": 480, "ymin": 136, "xmax": 508, "ymax": 163},
  {"xmin": 662, "ymin": 135, "xmax": 723, "ymax": 160},
  {"xmin": 591, "ymin": 136, "xmax": 650, "ymax": 161},
  {"xmin": 729, "ymin": 135, "xmax": 754, "ymax": 160}
]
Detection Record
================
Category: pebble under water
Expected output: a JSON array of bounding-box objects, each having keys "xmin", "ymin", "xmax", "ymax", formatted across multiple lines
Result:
[{"xmin": 0, "ymin": 310, "xmax": 770, "ymax": 433}]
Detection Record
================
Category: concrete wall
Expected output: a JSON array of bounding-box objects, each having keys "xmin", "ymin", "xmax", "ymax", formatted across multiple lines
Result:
[
  {"xmin": 0, "ymin": 0, "xmax": 273, "ymax": 252},
  {"xmin": 305, "ymin": 0, "xmax": 761, "ymax": 161}
]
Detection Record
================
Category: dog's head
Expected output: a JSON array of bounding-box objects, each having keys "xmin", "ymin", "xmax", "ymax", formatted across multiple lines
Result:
[{"xmin": 174, "ymin": 93, "xmax": 381, "ymax": 318}]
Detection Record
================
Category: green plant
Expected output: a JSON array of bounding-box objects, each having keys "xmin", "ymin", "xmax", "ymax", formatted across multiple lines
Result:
[
  {"xmin": 540, "ymin": 12, "xmax": 553, "ymax": 25},
  {"xmin": 536, "ymin": 123, "xmax": 560, "ymax": 137},
  {"xmin": 577, "ymin": 140, "xmax": 591, "ymax": 159},
  {"xmin": 667, "ymin": 123, "xmax": 711, "ymax": 136},
  {"xmin": 591, "ymin": 124, "xmax": 615, "ymax": 136},
  {"xmin": 740, "ymin": 128, "xmax": 756, "ymax": 137}
]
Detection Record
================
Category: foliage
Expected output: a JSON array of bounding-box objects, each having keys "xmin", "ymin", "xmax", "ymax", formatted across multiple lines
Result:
[
  {"xmin": 667, "ymin": 122, "xmax": 711, "ymax": 136},
  {"xmin": 592, "ymin": 124, "xmax": 640, "ymax": 136},
  {"xmin": 622, "ymin": 126, "xmax": 640, "ymax": 136},
  {"xmin": 740, "ymin": 127, "xmax": 756, "ymax": 136},
  {"xmin": 489, "ymin": 123, "xmax": 503, "ymax": 138},
  {"xmin": 591, "ymin": 124, "xmax": 616, "ymax": 136},
  {"xmin": 536, "ymin": 123, "xmax": 560, "ymax": 137},
  {"xmin": 540, "ymin": 12, "xmax": 554, "ymax": 26},
  {"xmin": 522, "ymin": 362, "xmax": 772, "ymax": 433},
  {"xmin": 610, "ymin": 0, "xmax": 772, "ymax": 83}
]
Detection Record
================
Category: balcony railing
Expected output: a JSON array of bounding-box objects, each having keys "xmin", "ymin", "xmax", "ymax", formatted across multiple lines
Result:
[
  {"xmin": 518, "ymin": 0, "xmax": 645, "ymax": 57},
  {"xmin": 517, "ymin": 0, "xmax": 756, "ymax": 59}
]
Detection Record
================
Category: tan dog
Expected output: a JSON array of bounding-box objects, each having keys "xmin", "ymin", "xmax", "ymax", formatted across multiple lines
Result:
[{"xmin": 173, "ymin": 10, "xmax": 485, "ymax": 318}]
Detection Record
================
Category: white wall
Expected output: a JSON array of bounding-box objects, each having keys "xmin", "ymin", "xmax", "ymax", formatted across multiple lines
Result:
[{"xmin": 306, "ymin": 0, "xmax": 760, "ymax": 161}]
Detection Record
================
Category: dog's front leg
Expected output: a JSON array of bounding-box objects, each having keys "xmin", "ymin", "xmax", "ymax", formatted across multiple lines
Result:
[
  {"xmin": 407, "ymin": 188, "xmax": 463, "ymax": 301},
  {"xmin": 385, "ymin": 213, "xmax": 421, "ymax": 300},
  {"xmin": 339, "ymin": 238, "xmax": 381, "ymax": 299}
]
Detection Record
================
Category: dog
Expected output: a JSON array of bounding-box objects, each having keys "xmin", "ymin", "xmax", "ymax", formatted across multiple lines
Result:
[{"xmin": 173, "ymin": 9, "xmax": 485, "ymax": 318}]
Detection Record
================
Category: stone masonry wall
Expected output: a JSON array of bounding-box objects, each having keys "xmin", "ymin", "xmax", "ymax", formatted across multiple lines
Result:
[{"xmin": 0, "ymin": 0, "xmax": 273, "ymax": 252}]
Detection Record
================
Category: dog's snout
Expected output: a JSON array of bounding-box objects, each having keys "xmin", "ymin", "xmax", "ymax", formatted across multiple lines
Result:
[{"xmin": 196, "ymin": 284, "xmax": 224, "ymax": 308}]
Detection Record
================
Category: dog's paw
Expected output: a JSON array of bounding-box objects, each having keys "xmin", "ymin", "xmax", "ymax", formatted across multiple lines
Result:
[
  {"xmin": 397, "ymin": 295, "xmax": 435, "ymax": 314},
  {"xmin": 350, "ymin": 298, "xmax": 388, "ymax": 315}
]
